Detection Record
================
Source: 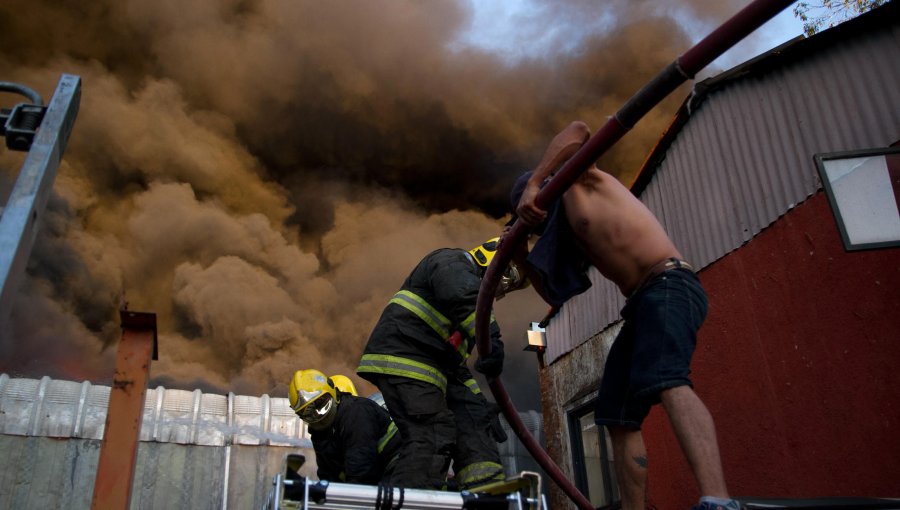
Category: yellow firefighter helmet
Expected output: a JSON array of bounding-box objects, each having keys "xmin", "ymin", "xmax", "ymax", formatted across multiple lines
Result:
[
  {"xmin": 468, "ymin": 238, "xmax": 500, "ymax": 268},
  {"xmin": 289, "ymin": 369, "xmax": 338, "ymax": 428},
  {"xmin": 329, "ymin": 374, "xmax": 358, "ymax": 396},
  {"xmin": 468, "ymin": 237, "xmax": 529, "ymax": 297}
]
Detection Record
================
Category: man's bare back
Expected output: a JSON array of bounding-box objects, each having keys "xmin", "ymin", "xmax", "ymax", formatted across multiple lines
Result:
[
  {"xmin": 514, "ymin": 121, "xmax": 681, "ymax": 296},
  {"xmin": 564, "ymin": 167, "xmax": 681, "ymax": 295}
]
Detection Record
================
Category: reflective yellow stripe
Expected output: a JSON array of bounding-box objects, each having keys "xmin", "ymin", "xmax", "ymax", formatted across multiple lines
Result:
[
  {"xmin": 457, "ymin": 311, "xmax": 496, "ymax": 362},
  {"xmin": 390, "ymin": 290, "xmax": 452, "ymax": 338},
  {"xmin": 461, "ymin": 311, "xmax": 496, "ymax": 341},
  {"xmin": 456, "ymin": 337, "xmax": 470, "ymax": 361},
  {"xmin": 391, "ymin": 290, "xmax": 473, "ymax": 361},
  {"xmin": 377, "ymin": 422, "xmax": 398, "ymax": 453},
  {"xmin": 461, "ymin": 311, "xmax": 477, "ymax": 339},
  {"xmin": 358, "ymin": 354, "xmax": 448, "ymax": 392},
  {"xmin": 457, "ymin": 461, "xmax": 504, "ymax": 485},
  {"xmin": 463, "ymin": 378, "xmax": 481, "ymax": 395}
]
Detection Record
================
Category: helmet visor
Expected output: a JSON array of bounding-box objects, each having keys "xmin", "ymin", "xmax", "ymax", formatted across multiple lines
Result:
[
  {"xmin": 498, "ymin": 262, "xmax": 527, "ymax": 297},
  {"xmin": 296, "ymin": 394, "xmax": 335, "ymax": 424}
]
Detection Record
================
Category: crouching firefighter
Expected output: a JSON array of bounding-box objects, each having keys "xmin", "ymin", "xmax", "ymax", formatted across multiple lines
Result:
[
  {"xmin": 289, "ymin": 369, "xmax": 401, "ymax": 484},
  {"xmin": 356, "ymin": 238, "xmax": 528, "ymax": 490}
]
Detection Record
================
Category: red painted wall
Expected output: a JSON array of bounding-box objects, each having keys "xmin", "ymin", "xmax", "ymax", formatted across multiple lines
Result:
[{"xmin": 643, "ymin": 193, "xmax": 900, "ymax": 509}]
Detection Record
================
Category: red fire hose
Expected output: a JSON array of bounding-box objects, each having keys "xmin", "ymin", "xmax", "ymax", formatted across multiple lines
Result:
[{"xmin": 475, "ymin": 1, "xmax": 795, "ymax": 508}]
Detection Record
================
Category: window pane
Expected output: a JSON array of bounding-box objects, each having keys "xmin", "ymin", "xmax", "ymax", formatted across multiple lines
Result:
[
  {"xmin": 580, "ymin": 412, "xmax": 614, "ymax": 506},
  {"xmin": 825, "ymin": 155, "xmax": 900, "ymax": 244},
  {"xmin": 604, "ymin": 426, "xmax": 620, "ymax": 502},
  {"xmin": 816, "ymin": 149, "xmax": 900, "ymax": 251}
]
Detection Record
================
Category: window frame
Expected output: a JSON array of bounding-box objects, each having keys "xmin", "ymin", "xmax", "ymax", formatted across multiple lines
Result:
[
  {"xmin": 567, "ymin": 400, "xmax": 619, "ymax": 509},
  {"xmin": 814, "ymin": 146, "xmax": 900, "ymax": 251}
]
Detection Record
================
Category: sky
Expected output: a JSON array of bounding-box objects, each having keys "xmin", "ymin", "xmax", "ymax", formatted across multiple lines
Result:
[
  {"xmin": 459, "ymin": 0, "xmax": 804, "ymax": 72},
  {"xmin": 0, "ymin": 0, "xmax": 805, "ymax": 411}
]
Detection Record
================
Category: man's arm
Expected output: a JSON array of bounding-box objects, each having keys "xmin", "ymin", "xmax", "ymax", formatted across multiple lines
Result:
[
  {"xmin": 430, "ymin": 250, "xmax": 482, "ymax": 327},
  {"xmin": 500, "ymin": 227, "xmax": 554, "ymax": 305},
  {"xmin": 340, "ymin": 404, "xmax": 384, "ymax": 484},
  {"xmin": 516, "ymin": 121, "xmax": 590, "ymax": 226},
  {"xmin": 312, "ymin": 439, "xmax": 342, "ymax": 482}
]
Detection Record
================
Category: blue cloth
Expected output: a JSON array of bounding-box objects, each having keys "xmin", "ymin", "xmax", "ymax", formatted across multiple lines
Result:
[{"xmin": 510, "ymin": 172, "xmax": 592, "ymax": 307}]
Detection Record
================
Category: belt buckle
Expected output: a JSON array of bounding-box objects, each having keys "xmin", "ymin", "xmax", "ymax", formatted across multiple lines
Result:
[{"xmin": 664, "ymin": 258, "xmax": 692, "ymax": 272}]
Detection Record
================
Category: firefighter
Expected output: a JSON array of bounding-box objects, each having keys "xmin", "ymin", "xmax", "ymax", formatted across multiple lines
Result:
[
  {"xmin": 289, "ymin": 369, "xmax": 401, "ymax": 484},
  {"xmin": 356, "ymin": 238, "xmax": 528, "ymax": 491}
]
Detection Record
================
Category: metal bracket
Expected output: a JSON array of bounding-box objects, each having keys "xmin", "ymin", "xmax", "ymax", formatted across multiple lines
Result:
[{"xmin": 1, "ymin": 103, "xmax": 48, "ymax": 151}]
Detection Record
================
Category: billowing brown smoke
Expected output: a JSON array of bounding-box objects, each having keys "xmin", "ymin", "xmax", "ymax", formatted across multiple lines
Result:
[{"xmin": 0, "ymin": 0, "xmax": 743, "ymax": 408}]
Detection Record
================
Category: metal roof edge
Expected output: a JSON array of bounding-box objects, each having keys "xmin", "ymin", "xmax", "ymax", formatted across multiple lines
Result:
[{"xmin": 629, "ymin": 0, "xmax": 899, "ymax": 197}]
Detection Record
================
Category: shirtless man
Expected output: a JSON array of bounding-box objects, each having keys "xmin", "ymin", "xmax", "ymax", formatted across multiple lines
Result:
[{"xmin": 513, "ymin": 121, "xmax": 738, "ymax": 510}]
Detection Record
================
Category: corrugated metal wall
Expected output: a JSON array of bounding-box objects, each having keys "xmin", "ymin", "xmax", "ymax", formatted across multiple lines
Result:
[
  {"xmin": 0, "ymin": 435, "xmax": 308, "ymax": 510},
  {"xmin": 497, "ymin": 410, "xmax": 544, "ymax": 477},
  {"xmin": 0, "ymin": 373, "xmax": 314, "ymax": 509},
  {"xmin": 0, "ymin": 373, "xmax": 309, "ymax": 447},
  {"xmin": 545, "ymin": 18, "xmax": 900, "ymax": 363}
]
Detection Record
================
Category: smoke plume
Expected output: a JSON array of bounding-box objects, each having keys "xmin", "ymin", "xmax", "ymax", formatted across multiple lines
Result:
[{"xmin": 0, "ymin": 0, "xmax": 743, "ymax": 408}]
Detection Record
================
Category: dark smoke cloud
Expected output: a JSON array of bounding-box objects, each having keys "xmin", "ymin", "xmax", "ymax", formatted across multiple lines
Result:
[{"xmin": 1, "ymin": 0, "xmax": 742, "ymax": 410}]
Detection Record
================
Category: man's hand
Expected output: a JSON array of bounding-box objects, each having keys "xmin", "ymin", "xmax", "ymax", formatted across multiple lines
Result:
[
  {"xmin": 515, "ymin": 181, "xmax": 547, "ymax": 227},
  {"xmin": 514, "ymin": 121, "xmax": 590, "ymax": 227}
]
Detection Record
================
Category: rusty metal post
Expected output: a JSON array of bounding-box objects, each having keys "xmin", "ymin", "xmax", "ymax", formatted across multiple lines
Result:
[{"xmin": 90, "ymin": 310, "xmax": 158, "ymax": 510}]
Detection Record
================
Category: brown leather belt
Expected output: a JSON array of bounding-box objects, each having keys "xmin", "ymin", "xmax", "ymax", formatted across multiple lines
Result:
[{"xmin": 627, "ymin": 257, "xmax": 694, "ymax": 298}]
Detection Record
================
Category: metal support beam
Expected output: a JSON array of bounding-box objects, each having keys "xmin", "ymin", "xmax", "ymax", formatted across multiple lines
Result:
[
  {"xmin": 0, "ymin": 74, "xmax": 81, "ymax": 325},
  {"xmin": 90, "ymin": 310, "xmax": 157, "ymax": 510}
]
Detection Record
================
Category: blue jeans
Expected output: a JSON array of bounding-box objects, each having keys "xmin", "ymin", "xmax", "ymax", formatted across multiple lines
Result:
[{"xmin": 595, "ymin": 268, "xmax": 708, "ymax": 429}]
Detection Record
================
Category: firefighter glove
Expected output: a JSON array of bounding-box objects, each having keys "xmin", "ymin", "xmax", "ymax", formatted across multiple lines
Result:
[{"xmin": 475, "ymin": 338, "xmax": 505, "ymax": 377}]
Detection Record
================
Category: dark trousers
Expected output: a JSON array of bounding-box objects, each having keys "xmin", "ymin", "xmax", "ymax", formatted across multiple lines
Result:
[{"xmin": 375, "ymin": 369, "xmax": 503, "ymax": 490}]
